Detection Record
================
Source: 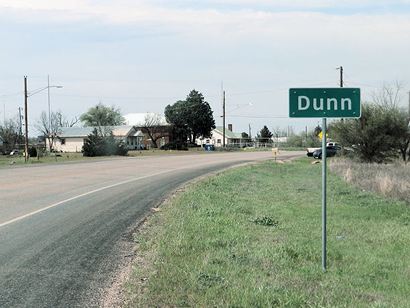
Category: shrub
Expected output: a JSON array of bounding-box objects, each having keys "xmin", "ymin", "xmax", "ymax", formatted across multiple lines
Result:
[
  {"xmin": 28, "ymin": 146, "xmax": 37, "ymax": 157},
  {"xmin": 160, "ymin": 141, "xmax": 188, "ymax": 150},
  {"xmin": 330, "ymin": 103, "xmax": 409, "ymax": 163},
  {"xmin": 82, "ymin": 128, "xmax": 128, "ymax": 157}
]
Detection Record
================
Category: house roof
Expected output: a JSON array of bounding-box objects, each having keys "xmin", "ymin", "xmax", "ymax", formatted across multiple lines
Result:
[
  {"xmin": 111, "ymin": 126, "xmax": 135, "ymax": 137},
  {"xmin": 133, "ymin": 130, "xmax": 144, "ymax": 137},
  {"xmin": 59, "ymin": 127, "xmax": 94, "ymax": 137},
  {"xmin": 58, "ymin": 126, "xmax": 135, "ymax": 138},
  {"xmin": 213, "ymin": 126, "xmax": 243, "ymax": 139}
]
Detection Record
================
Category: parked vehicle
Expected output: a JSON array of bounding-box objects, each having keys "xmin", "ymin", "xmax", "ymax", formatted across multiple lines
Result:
[
  {"xmin": 307, "ymin": 142, "xmax": 341, "ymax": 157},
  {"xmin": 9, "ymin": 149, "xmax": 20, "ymax": 156},
  {"xmin": 204, "ymin": 144, "xmax": 215, "ymax": 151},
  {"xmin": 306, "ymin": 147, "xmax": 320, "ymax": 157},
  {"xmin": 313, "ymin": 145, "xmax": 341, "ymax": 159}
]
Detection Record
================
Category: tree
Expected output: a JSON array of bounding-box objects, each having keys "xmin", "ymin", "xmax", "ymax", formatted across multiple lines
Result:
[
  {"xmin": 331, "ymin": 103, "xmax": 408, "ymax": 163},
  {"xmin": 241, "ymin": 132, "xmax": 251, "ymax": 143},
  {"xmin": 165, "ymin": 90, "xmax": 215, "ymax": 144},
  {"xmin": 0, "ymin": 119, "xmax": 22, "ymax": 153},
  {"xmin": 55, "ymin": 111, "xmax": 79, "ymax": 128},
  {"xmin": 165, "ymin": 100, "xmax": 189, "ymax": 146},
  {"xmin": 80, "ymin": 103, "xmax": 125, "ymax": 129},
  {"xmin": 185, "ymin": 90, "xmax": 215, "ymax": 142},
  {"xmin": 141, "ymin": 113, "xmax": 164, "ymax": 148},
  {"xmin": 371, "ymin": 82, "xmax": 410, "ymax": 162},
  {"xmin": 36, "ymin": 111, "xmax": 79, "ymax": 152},
  {"xmin": 331, "ymin": 82, "xmax": 410, "ymax": 163},
  {"xmin": 82, "ymin": 129, "xmax": 105, "ymax": 157},
  {"xmin": 36, "ymin": 111, "xmax": 58, "ymax": 152},
  {"xmin": 257, "ymin": 125, "xmax": 273, "ymax": 143},
  {"xmin": 371, "ymin": 81, "xmax": 403, "ymax": 109}
]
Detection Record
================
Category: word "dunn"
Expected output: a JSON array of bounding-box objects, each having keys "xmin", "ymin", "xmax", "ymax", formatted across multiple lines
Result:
[{"xmin": 297, "ymin": 96, "xmax": 352, "ymax": 111}]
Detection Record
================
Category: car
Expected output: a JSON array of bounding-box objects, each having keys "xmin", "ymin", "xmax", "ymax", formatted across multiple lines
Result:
[
  {"xmin": 312, "ymin": 145, "xmax": 341, "ymax": 159},
  {"xmin": 9, "ymin": 149, "xmax": 20, "ymax": 156}
]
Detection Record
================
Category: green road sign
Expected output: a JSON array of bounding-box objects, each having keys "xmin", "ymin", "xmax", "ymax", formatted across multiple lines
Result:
[{"xmin": 289, "ymin": 88, "xmax": 360, "ymax": 118}]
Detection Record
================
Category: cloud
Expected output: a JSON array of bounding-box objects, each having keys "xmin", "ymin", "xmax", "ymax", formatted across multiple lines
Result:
[{"xmin": 1, "ymin": 0, "xmax": 409, "ymax": 39}]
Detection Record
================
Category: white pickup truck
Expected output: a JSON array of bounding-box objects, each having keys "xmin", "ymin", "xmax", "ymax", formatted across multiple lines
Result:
[{"xmin": 306, "ymin": 142, "xmax": 339, "ymax": 157}]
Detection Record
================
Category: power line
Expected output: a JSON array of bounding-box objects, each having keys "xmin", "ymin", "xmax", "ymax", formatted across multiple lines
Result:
[{"xmin": 0, "ymin": 91, "xmax": 23, "ymax": 98}]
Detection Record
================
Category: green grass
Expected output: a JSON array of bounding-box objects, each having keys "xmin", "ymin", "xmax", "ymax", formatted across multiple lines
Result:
[{"xmin": 126, "ymin": 158, "xmax": 410, "ymax": 307}]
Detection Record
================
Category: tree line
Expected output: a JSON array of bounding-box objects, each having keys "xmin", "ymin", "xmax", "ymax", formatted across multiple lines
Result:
[{"xmin": 3, "ymin": 83, "xmax": 407, "ymax": 162}]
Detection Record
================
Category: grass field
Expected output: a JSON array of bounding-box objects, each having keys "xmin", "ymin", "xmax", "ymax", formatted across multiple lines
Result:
[{"xmin": 126, "ymin": 158, "xmax": 410, "ymax": 307}]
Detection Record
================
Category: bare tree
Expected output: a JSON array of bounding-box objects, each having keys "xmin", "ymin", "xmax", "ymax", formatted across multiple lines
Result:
[
  {"xmin": 56, "ymin": 112, "xmax": 79, "ymax": 128},
  {"xmin": 0, "ymin": 118, "xmax": 21, "ymax": 153},
  {"xmin": 371, "ymin": 81, "xmax": 410, "ymax": 162},
  {"xmin": 36, "ymin": 111, "xmax": 79, "ymax": 152},
  {"xmin": 372, "ymin": 81, "xmax": 403, "ymax": 108},
  {"xmin": 36, "ymin": 111, "xmax": 59, "ymax": 151},
  {"xmin": 141, "ymin": 113, "xmax": 164, "ymax": 148}
]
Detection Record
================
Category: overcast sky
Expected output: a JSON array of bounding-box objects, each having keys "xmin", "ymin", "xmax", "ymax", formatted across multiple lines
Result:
[{"xmin": 0, "ymin": 0, "xmax": 409, "ymax": 136}]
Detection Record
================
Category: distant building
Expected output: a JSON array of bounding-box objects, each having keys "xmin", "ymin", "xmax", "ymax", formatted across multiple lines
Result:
[
  {"xmin": 124, "ymin": 113, "xmax": 172, "ymax": 149},
  {"xmin": 197, "ymin": 124, "xmax": 249, "ymax": 147},
  {"xmin": 49, "ymin": 126, "xmax": 144, "ymax": 152}
]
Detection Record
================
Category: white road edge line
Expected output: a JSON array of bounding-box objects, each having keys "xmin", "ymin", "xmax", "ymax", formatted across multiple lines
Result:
[{"xmin": 0, "ymin": 168, "xmax": 179, "ymax": 229}]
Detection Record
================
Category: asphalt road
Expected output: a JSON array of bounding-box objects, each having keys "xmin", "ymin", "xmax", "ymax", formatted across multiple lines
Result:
[{"xmin": 0, "ymin": 151, "xmax": 303, "ymax": 307}]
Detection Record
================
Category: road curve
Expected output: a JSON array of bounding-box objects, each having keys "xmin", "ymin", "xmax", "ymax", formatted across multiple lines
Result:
[{"xmin": 0, "ymin": 151, "xmax": 303, "ymax": 307}]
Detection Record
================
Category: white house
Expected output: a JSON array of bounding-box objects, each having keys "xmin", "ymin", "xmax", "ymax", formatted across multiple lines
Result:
[
  {"xmin": 197, "ymin": 125, "xmax": 249, "ymax": 147},
  {"xmin": 49, "ymin": 126, "xmax": 145, "ymax": 152}
]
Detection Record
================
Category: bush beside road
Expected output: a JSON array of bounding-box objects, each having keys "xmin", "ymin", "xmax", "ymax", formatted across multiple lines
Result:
[{"xmin": 126, "ymin": 159, "xmax": 410, "ymax": 307}]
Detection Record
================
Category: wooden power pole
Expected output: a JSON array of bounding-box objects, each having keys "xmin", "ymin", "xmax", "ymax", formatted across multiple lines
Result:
[
  {"xmin": 24, "ymin": 76, "xmax": 29, "ymax": 162},
  {"xmin": 222, "ymin": 90, "xmax": 226, "ymax": 148}
]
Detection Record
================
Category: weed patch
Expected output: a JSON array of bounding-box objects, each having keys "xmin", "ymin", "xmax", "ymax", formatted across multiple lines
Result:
[{"xmin": 253, "ymin": 216, "xmax": 279, "ymax": 227}]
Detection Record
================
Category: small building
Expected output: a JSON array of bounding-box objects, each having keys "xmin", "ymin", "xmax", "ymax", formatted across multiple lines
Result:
[
  {"xmin": 124, "ymin": 113, "xmax": 172, "ymax": 149},
  {"xmin": 197, "ymin": 124, "xmax": 249, "ymax": 147},
  {"xmin": 49, "ymin": 126, "xmax": 145, "ymax": 152}
]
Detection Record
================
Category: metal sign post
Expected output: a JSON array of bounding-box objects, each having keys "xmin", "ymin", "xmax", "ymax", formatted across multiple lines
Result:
[
  {"xmin": 289, "ymin": 87, "xmax": 360, "ymax": 272},
  {"xmin": 321, "ymin": 118, "xmax": 327, "ymax": 271}
]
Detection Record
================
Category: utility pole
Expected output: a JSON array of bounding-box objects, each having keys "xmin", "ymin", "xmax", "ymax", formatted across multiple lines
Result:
[
  {"xmin": 18, "ymin": 107, "xmax": 23, "ymax": 138},
  {"xmin": 24, "ymin": 76, "xmax": 29, "ymax": 162},
  {"xmin": 248, "ymin": 123, "xmax": 251, "ymax": 138},
  {"xmin": 222, "ymin": 90, "xmax": 226, "ymax": 148},
  {"xmin": 48, "ymin": 75, "xmax": 51, "ymax": 132},
  {"xmin": 339, "ymin": 66, "xmax": 344, "ymax": 122},
  {"xmin": 408, "ymin": 91, "xmax": 410, "ymax": 119},
  {"xmin": 305, "ymin": 125, "xmax": 308, "ymax": 144}
]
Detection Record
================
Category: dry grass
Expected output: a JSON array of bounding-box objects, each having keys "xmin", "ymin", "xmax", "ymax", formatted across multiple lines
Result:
[{"xmin": 330, "ymin": 158, "xmax": 410, "ymax": 203}]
